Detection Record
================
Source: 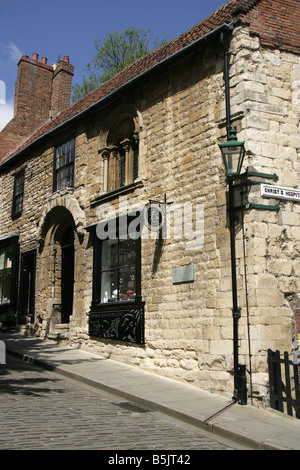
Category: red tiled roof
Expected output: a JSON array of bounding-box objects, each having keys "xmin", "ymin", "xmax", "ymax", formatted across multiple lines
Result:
[{"xmin": 1, "ymin": 0, "xmax": 299, "ymax": 166}]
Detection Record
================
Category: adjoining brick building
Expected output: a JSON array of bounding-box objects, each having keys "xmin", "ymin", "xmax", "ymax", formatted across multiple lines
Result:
[{"xmin": 0, "ymin": 0, "xmax": 299, "ymax": 406}]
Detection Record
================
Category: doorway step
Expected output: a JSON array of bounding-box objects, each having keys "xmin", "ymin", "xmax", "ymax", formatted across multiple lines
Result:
[
  {"xmin": 47, "ymin": 323, "xmax": 69, "ymax": 345},
  {"xmin": 16, "ymin": 320, "xmax": 34, "ymax": 337}
]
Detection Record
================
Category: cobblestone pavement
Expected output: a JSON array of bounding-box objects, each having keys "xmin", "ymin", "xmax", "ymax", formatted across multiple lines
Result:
[{"xmin": 0, "ymin": 354, "xmax": 242, "ymax": 451}]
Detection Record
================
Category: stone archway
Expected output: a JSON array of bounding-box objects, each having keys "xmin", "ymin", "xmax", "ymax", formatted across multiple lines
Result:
[{"xmin": 37, "ymin": 206, "xmax": 78, "ymax": 338}]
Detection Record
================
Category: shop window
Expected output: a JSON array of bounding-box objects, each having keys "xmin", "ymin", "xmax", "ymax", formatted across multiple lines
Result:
[
  {"xmin": 0, "ymin": 246, "xmax": 13, "ymax": 305},
  {"xmin": 92, "ymin": 217, "xmax": 141, "ymax": 305},
  {"xmin": 12, "ymin": 169, "xmax": 25, "ymax": 217},
  {"xmin": 0, "ymin": 236, "xmax": 19, "ymax": 324},
  {"xmin": 100, "ymin": 238, "xmax": 138, "ymax": 304},
  {"xmin": 88, "ymin": 216, "xmax": 144, "ymax": 344},
  {"xmin": 53, "ymin": 137, "xmax": 75, "ymax": 191}
]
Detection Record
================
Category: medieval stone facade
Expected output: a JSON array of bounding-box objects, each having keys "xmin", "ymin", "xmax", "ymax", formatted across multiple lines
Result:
[{"xmin": 0, "ymin": 0, "xmax": 299, "ymax": 407}]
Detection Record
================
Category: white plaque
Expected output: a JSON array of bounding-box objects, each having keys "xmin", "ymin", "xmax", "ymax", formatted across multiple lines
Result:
[
  {"xmin": 261, "ymin": 184, "xmax": 300, "ymax": 202},
  {"xmin": 173, "ymin": 265, "xmax": 194, "ymax": 284}
]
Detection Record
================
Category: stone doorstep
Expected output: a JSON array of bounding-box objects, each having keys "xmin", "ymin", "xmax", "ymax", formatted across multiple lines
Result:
[{"xmin": 47, "ymin": 323, "xmax": 69, "ymax": 343}]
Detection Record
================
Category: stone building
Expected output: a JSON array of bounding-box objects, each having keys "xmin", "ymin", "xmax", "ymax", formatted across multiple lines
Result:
[{"xmin": 0, "ymin": 0, "xmax": 299, "ymax": 406}]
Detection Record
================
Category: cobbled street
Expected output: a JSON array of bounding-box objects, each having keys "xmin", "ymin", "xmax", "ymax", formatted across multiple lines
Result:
[{"xmin": 0, "ymin": 353, "xmax": 244, "ymax": 451}]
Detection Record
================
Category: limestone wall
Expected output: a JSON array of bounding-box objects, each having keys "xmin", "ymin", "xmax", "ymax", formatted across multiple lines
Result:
[
  {"xmin": 0, "ymin": 25, "xmax": 299, "ymax": 405},
  {"xmin": 222, "ymin": 26, "xmax": 300, "ymax": 402}
]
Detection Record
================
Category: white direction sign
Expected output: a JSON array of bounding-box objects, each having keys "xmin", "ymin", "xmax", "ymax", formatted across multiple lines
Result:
[{"xmin": 261, "ymin": 184, "xmax": 300, "ymax": 202}]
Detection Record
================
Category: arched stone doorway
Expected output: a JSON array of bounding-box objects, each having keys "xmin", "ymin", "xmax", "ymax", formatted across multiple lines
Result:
[{"xmin": 38, "ymin": 207, "xmax": 77, "ymax": 334}]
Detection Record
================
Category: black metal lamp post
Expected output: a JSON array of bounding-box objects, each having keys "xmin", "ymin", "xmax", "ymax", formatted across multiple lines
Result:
[{"xmin": 219, "ymin": 126, "xmax": 247, "ymax": 404}]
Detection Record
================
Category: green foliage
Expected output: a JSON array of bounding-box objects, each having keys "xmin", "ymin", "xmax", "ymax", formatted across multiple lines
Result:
[{"xmin": 71, "ymin": 26, "xmax": 169, "ymax": 102}]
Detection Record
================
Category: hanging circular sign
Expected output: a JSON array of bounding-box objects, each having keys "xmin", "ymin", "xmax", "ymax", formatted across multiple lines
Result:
[{"xmin": 144, "ymin": 204, "xmax": 164, "ymax": 232}]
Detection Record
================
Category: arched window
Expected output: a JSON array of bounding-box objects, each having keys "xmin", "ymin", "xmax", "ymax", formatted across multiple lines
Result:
[{"xmin": 101, "ymin": 114, "xmax": 139, "ymax": 192}]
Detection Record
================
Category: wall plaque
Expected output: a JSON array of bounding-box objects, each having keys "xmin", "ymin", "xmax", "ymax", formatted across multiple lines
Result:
[{"xmin": 172, "ymin": 265, "xmax": 194, "ymax": 284}]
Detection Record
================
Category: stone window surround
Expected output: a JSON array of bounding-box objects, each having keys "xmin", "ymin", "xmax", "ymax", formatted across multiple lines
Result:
[
  {"xmin": 100, "ymin": 132, "xmax": 139, "ymax": 193},
  {"xmin": 97, "ymin": 104, "xmax": 143, "ymax": 195}
]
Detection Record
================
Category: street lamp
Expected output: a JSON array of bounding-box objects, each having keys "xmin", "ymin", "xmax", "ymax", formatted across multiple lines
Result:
[
  {"xmin": 219, "ymin": 126, "xmax": 247, "ymax": 405},
  {"xmin": 219, "ymin": 127, "xmax": 245, "ymax": 177}
]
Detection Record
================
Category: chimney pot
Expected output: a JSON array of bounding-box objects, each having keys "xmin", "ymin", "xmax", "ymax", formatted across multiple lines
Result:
[
  {"xmin": 32, "ymin": 53, "xmax": 39, "ymax": 61},
  {"xmin": 42, "ymin": 57, "xmax": 47, "ymax": 64},
  {"xmin": 63, "ymin": 55, "xmax": 69, "ymax": 63}
]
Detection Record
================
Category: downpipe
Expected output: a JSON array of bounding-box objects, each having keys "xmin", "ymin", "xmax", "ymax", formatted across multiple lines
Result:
[{"xmin": 221, "ymin": 32, "xmax": 247, "ymax": 405}]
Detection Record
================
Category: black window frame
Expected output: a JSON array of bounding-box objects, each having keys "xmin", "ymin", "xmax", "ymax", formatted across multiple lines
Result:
[
  {"xmin": 88, "ymin": 215, "xmax": 144, "ymax": 344},
  {"xmin": 12, "ymin": 169, "xmax": 25, "ymax": 218},
  {"xmin": 98, "ymin": 237, "xmax": 140, "ymax": 304},
  {"xmin": 53, "ymin": 136, "xmax": 75, "ymax": 192},
  {"xmin": 92, "ymin": 219, "xmax": 142, "ymax": 307}
]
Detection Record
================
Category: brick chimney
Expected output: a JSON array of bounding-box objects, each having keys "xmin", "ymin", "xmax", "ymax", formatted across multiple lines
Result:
[
  {"xmin": 0, "ymin": 53, "xmax": 74, "ymax": 162},
  {"xmin": 50, "ymin": 56, "xmax": 74, "ymax": 117},
  {"xmin": 14, "ymin": 53, "xmax": 53, "ymax": 132}
]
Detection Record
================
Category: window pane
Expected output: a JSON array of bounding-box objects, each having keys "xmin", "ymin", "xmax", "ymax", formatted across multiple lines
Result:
[
  {"xmin": 55, "ymin": 138, "xmax": 75, "ymax": 190},
  {"xmin": 15, "ymin": 194, "xmax": 23, "ymax": 214},
  {"xmin": 56, "ymin": 164, "xmax": 74, "ymax": 190},
  {"xmin": 15, "ymin": 174, "xmax": 24, "ymax": 195},
  {"xmin": 101, "ymin": 239, "xmax": 118, "ymax": 302},
  {"xmin": 119, "ymin": 149, "xmax": 125, "ymax": 187},
  {"xmin": 119, "ymin": 266, "xmax": 136, "ymax": 301},
  {"xmin": 0, "ymin": 247, "xmax": 13, "ymax": 304},
  {"xmin": 101, "ymin": 270, "xmax": 118, "ymax": 303},
  {"xmin": 13, "ymin": 172, "xmax": 24, "ymax": 215},
  {"xmin": 5, "ymin": 247, "xmax": 12, "ymax": 268},
  {"xmin": 133, "ymin": 145, "xmax": 138, "ymax": 181},
  {"xmin": 119, "ymin": 239, "xmax": 136, "ymax": 267},
  {"xmin": 0, "ymin": 250, "xmax": 4, "ymax": 270},
  {"xmin": 99, "ymin": 237, "xmax": 138, "ymax": 304},
  {"xmin": 56, "ymin": 147, "xmax": 63, "ymax": 169},
  {"xmin": 56, "ymin": 168, "xmax": 64, "ymax": 190},
  {"xmin": 101, "ymin": 239, "xmax": 118, "ymax": 271},
  {"xmin": 2, "ymin": 269, "xmax": 11, "ymax": 303}
]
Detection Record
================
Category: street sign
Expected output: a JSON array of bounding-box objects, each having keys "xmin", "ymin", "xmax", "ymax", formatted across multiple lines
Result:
[{"xmin": 261, "ymin": 184, "xmax": 300, "ymax": 202}]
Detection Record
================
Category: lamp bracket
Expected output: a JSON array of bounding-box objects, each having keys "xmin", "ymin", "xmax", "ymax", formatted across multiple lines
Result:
[
  {"xmin": 145, "ymin": 194, "xmax": 173, "ymax": 236},
  {"xmin": 230, "ymin": 171, "xmax": 281, "ymax": 213},
  {"xmin": 233, "ymin": 308, "xmax": 241, "ymax": 319},
  {"xmin": 148, "ymin": 193, "xmax": 173, "ymax": 208}
]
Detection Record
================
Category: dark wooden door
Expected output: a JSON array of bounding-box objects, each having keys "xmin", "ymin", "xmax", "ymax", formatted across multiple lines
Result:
[{"xmin": 61, "ymin": 228, "xmax": 74, "ymax": 323}]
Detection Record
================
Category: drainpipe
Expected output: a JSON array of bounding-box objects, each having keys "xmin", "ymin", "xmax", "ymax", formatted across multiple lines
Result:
[
  {"xmin": 220, "ymin": 31, "xmax": 231, "ymax": 139},
  {"xmin": 220, "ymin": 31, "xmax": 247, "ymax": 405},
  {"xmin": 224, "ymin": 48, "xmax": 231, "ymax": 140}
]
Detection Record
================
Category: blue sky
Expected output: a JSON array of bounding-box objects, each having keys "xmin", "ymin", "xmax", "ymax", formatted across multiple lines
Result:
[{"xmin": 0, "ymin": 0, "xmax": 226, "ymax": 130}]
